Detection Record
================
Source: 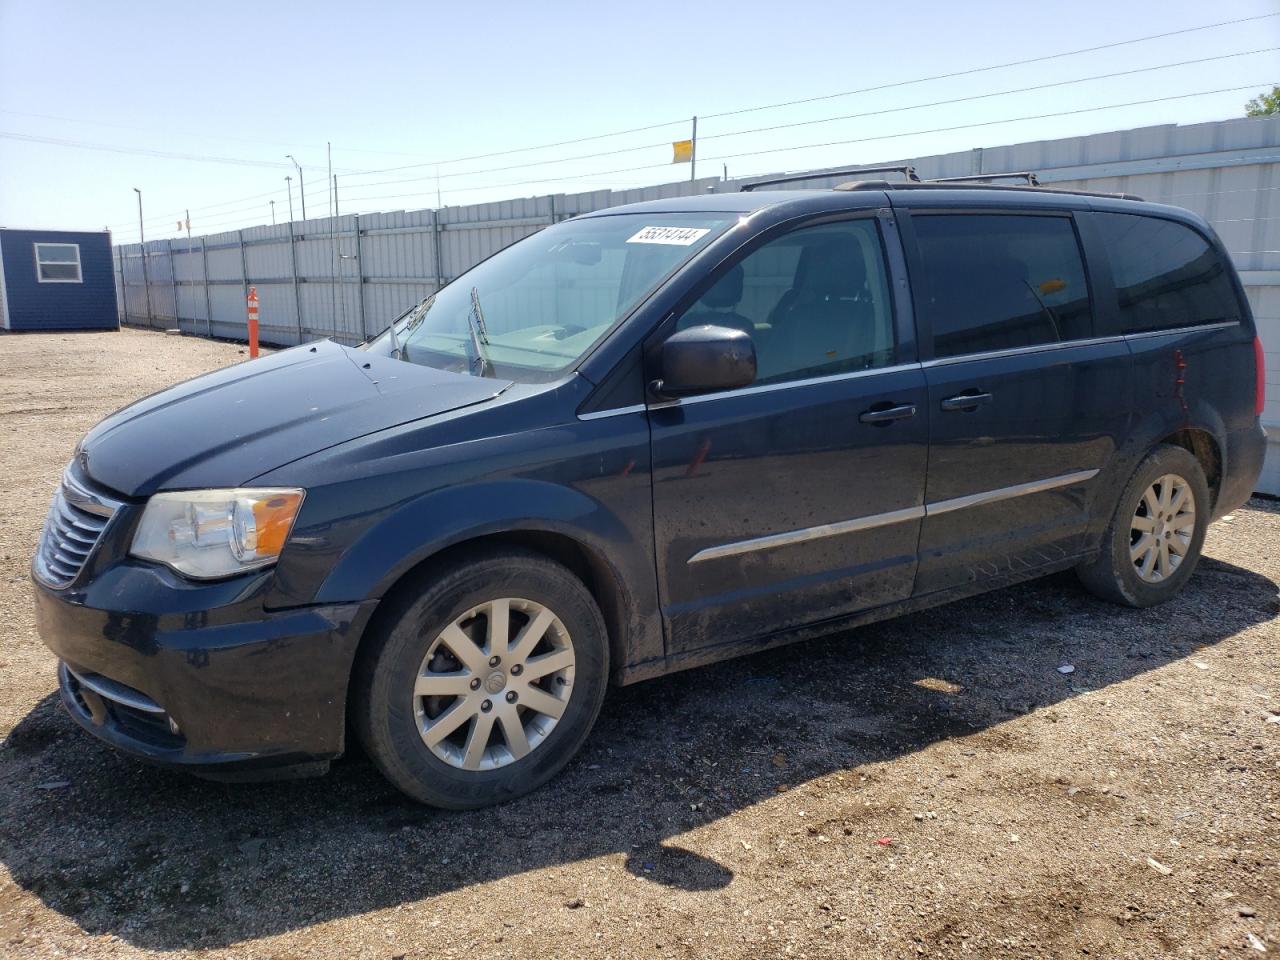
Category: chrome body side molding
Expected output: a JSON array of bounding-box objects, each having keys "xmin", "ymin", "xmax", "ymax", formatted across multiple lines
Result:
[
  {"xmin": 925, "ymin": 469, "xmax": 1099, "ymax": 516},
  {"xmin": 688, "ymin": 469, "xmax": 1099, "ymax": 564},
  {"xmin": 688, "ymin": 505, "xmax": 926, "ymax": 564}
]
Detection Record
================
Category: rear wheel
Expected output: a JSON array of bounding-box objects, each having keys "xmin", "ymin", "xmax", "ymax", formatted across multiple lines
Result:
[
  {"xmin": 1076, "ymin": 444, "xmax": 1210, "ymax": 607},
  {"xmin": 354, "ymin": 548, "xmax": 609, "ymax": 808}
]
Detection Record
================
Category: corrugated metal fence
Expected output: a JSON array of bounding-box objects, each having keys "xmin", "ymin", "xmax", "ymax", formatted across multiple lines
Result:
[
  {"xmin": 114, "ymin": 115, "xmax": 1280, "ymax": 492},
  {"xmin": 114, "ymin": 182, "xmax": 724, "ymax": 346}
]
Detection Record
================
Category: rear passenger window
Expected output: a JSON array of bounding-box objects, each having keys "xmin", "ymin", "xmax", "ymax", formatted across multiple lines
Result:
[
  {"xmin": 677, "ymin": 219, "xmax": 895, "ymax": 385},
  {"xmin": 1093, "ymin": 213, "xmax": 1239, "ymax": 333},
  {"xmin": 913, "ymin": 214, "xmax": 1092, "ymax": 359}
]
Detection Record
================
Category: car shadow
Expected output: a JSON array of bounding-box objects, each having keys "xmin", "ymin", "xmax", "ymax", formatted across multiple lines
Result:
[{"xmin": 1, "ymin": 555, "xmax": 1275, "ymax": 950}]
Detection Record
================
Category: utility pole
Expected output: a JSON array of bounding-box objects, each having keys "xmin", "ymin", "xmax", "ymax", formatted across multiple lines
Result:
[
  {"xmin": 184, "ymin": 209, "xmax": 193, "ymax": 327},
  {"xmin": 690, "ymin": 116, "xmax": 698, "ymax": 182},
  {"xmin": 286, "ymin": 154, "xmax": 306, "ymax": 221},
  {"xmin": 285, "ymin": 176, "xmax": 295, "ymax": 222},
  {"xmin": 133, "ymin": 187, "xmax": 153, "ymax": 326},
  {"xmin": 270, "ymin": 200, "xmax": 276, "ymax": 225},
  {"xmin": 327, "ymin": 141, "xmax": 333, "ymax": 218}
]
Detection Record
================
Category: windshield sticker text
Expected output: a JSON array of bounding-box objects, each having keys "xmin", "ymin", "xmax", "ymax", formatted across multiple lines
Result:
[{"xmin": 626, "ymin": 226, "xmax": 711, "ymax": 246}]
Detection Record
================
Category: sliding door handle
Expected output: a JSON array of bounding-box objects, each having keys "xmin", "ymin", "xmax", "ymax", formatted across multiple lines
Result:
[
  {"xmin": 859, "ymin": 402, "xmax": 917, "ymax": 425},
  {"xmin": 940, "ymin": 391, "xmax": 992, "ymax": 412}
]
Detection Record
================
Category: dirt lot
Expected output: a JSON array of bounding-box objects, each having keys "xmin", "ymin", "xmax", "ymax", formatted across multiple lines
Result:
[{"xmin": 0, "ymin": 327, "xmax": 1277, "ymax": 959}]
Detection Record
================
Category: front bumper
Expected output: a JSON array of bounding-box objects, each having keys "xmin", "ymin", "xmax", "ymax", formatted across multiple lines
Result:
[{"xmin": 33, "ymin": 563, "xmax": 377, "ymax": 777}]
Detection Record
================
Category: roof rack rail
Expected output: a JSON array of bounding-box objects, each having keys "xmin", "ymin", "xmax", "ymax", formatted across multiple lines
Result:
[
  {"xmin": 741, "ymin": 165, "xmax": 919, "ymax": 192},
  {"xmin": 929, "ymin": 171, "xmax": 1040, "ymax": 186},
  {"xmin": 832, "ymin": 180, "xmax": 1144, "ymax": 202}
]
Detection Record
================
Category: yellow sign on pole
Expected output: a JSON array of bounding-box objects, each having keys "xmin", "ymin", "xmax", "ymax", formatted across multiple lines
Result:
[{"xmin": 671, "ymin": 139, "xmax": 693, "ymax": 164}]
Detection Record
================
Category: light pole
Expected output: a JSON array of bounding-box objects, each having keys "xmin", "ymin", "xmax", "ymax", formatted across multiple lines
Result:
[
  {"xmin": 286, "ymin": 154, "xmax": 306, "ymax": 221},
  {"xmin": 285, "ymin": 175, "xmax": 295, "ymax": 222},
  {"xmin": 133, "ymin": 187, "xmax": 153, "ymax": 326},
  {"xmin": 270, "ymin": 199, "xmax": 276, "ymax": 225}
]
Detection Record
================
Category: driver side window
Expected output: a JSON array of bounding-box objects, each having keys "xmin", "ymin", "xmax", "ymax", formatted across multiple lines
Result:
[{"xmin": 677, "ymin": 218, "xmax": 895, "ymax": 385}]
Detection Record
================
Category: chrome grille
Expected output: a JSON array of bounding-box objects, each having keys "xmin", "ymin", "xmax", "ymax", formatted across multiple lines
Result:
[{"xmin": 34, "ymin": 469, "xmax": 121, "ymax": 589}]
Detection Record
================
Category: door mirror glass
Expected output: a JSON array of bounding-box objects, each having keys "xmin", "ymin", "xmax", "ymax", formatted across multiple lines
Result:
[{"xmin": 655, "ymin": 325, "xmax": 756, "ymax": 398}]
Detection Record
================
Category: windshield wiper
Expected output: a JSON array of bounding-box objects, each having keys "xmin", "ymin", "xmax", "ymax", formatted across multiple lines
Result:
[
  {"xmin": 387, "ymin": 311, "xmax": 404, "ymax": 359},
  {"xmin": 467, "ymin": 286, "xmax": 495, "ymax": 378},
  {"xmin": 386, "ymin": 295, "xmax": 434, "ymax": 361}
]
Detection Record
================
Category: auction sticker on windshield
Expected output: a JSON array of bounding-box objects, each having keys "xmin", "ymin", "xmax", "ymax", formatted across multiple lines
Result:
[{"xmin": 626, "ymin": 226, "xmax": 711, "ymax": 245}]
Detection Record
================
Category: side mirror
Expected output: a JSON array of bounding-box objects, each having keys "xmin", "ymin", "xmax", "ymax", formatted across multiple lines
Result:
[{"xmin": 653, "ymin": 325, "xmax": 757, "ymax": 399}]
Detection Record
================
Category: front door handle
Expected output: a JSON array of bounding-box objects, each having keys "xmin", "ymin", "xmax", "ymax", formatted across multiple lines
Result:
[
  {"xmin": 940, "ymin": 391, "xmax": 993, "ymax": 412},
  {"xmin": 859, "ymin": 402, "xmax": 917, "ymax": 425}
]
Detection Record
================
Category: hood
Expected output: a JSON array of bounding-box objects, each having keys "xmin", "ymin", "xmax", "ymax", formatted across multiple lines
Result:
[{"xmin": 79, "ymin": 340, "xmax": 511, "ymax": 497}]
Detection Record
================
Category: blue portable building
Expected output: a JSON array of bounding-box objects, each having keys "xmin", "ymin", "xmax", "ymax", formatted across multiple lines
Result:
[{"xmin": 0, "ymin": 228, "xmax": 119, "ymax": 331}]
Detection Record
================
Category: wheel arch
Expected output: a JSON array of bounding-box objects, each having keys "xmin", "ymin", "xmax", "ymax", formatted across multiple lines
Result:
[
  {"xmin": 1158, "ymin": 426, "xmax": 1222, "ymax": 512},
  {"xmin": 367, "ymin": 527, "xmax": 631, "ymax": 669},
  {"xmin": 1087, "ymin": 403, "xmax": 1229, "ymax": 554},
  {"xmin": 1115, "ymin": 396, "xmax": 1228, "ymax": 505},
  {"xmin": 312, "ymin": 475, "xmax": 663, "ymax": 756}
]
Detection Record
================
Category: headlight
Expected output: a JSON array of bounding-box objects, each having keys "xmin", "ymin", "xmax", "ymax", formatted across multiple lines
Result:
[{"xmin": 131, "ymin": 488, "xmax": 305, "ymax": 579}]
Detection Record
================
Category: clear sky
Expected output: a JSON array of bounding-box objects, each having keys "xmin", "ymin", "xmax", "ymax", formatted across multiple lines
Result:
[{"xmin": 1, "ymin": 0, "xmax": 1277, "ymax": 243}]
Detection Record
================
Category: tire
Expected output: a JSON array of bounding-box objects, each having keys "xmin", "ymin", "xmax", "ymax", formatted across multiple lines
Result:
[
  {"xmin": 1076, "ymin": 444, "xmax": 1210, "ymax": 608},
  {"xmin": 353, "ymin": 547, "xmax": 609, "ymax": 809}
]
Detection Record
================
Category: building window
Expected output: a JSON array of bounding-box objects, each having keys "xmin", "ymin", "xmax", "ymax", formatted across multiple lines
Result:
[{"xmin": 34, "ymin": 243, "xmax": 83, "ymax": 283}]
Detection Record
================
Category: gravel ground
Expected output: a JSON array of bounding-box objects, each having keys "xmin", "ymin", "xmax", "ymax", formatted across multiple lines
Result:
[{"xmin": 1, "ymin": 327, "xmax": 1278, "ymax": 960}]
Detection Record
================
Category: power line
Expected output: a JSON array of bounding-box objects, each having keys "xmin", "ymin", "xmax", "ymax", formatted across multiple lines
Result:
[
  {"xmin": 111, "ymin": 13, "xmax": 1280, "ymax": 231},
  {"xmin": 328, "ymin": 82, "xmax": 1276, "ymax": 209},
  {"xmin": 0, "ymin": 108, "xmax": 442, "ymax": 159},
  {"xmin": 63, "ymin": 9, "xmax": 1280, "ymax": 223},
  {"xmin": 0, "ymin": 131, "xmax": 297, "ymax": 170},
  {"xmin": 106, "ymin": 9, "xmax": 1279, "ymax": 234},
  {"xmin": 700, "ymin": 11, "xmax": 1280, "ymax": 120},
  {"xmin": 336, "ymin": 11, "xmax": 1280, "ymax": 181},
  {"xmin": 333, "ymin": 118, "xmax": 691, "ymax": 179},
  {"xmin": 699, "ymin": 47, "xmax": 1279, "ymax": 143},
  {"xmin": 115, "ymin": 78, "xmax": 1270, "ymax": 239},
  {"xmin": 115, "ymin": 174, "xmax": 334, "ymax": 230},
  {"xmin": 327, "ymin": 47, "xmax": 1276, "ymax": 198},
  {"xmin": 700, "ymin": 82, "xmax": 1276, "ymax": 166}
]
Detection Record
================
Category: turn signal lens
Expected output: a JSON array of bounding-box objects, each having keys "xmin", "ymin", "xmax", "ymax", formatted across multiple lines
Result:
[
  {"xmin": 131, "ymin": 488, "xmax": 305, "ymax": 579},
  {"xmin": 251, "ymin": 493, "xmax": 304, "ymax": 556}
]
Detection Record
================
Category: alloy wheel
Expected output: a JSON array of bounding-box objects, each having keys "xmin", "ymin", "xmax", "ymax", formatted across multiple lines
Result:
[
  {"xmin": 413, "ymin": 598, "xmax": 575, "ymax": 771},
  {"xmin": 1129, "ymin": 473, "xmax": 1195, "ymax": 584}
]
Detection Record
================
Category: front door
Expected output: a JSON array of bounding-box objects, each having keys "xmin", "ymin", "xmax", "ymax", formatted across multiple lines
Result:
[
  {"xmin": 900, "ymin": 209, "xmax": 1132, "ymax": 595},
  {"xmin": 648, "ymin": 214, "xmax": 930, "ymax": 653}
]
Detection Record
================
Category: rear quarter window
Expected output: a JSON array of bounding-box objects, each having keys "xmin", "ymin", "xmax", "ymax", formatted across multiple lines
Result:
[{"xmin": 1094, "ymin": 213, "xmax": 1240, "ymax": 334}]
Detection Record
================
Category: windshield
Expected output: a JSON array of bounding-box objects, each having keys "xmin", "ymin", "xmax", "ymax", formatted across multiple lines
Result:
[{"xmin": 367, "ymin": 213, "xmax": 733, "ymax": 382}]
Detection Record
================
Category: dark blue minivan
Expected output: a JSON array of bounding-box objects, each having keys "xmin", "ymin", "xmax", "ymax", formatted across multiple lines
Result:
[{"xmin": 33, "ymin": 181, "xmax": 1266, "ymax": 807}]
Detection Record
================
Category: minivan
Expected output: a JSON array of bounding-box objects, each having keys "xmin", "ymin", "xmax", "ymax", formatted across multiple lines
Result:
[{"xmin": 33, "ymin": 179, "xmax": 1266, "ymax": 808}]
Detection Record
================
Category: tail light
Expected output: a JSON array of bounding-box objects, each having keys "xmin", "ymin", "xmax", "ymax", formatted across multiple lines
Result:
[{"xmin": 1256, "ymin": 335, "xmax": 1267, "ymax": 417}]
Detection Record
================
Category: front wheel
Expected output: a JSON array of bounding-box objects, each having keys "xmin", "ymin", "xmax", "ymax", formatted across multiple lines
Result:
[
  {"xmin": 353, "ymin": 548, "xmax": 609, "ymax": 808},
  {"xmin": 1076, "ymin": 444, "xmax": 1210, "ymax": 608}
]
